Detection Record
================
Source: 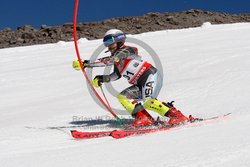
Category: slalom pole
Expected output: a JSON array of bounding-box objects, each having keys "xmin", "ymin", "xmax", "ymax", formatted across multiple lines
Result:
[{"xmin": 73, "ymin": 0, "xmax": 124, "ymax": 126}]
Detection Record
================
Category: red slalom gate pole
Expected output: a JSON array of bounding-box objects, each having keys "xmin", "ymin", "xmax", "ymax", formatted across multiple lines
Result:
[{"xmin": 73, "ymin": 0, "xmax": 124, "ymax": 126}]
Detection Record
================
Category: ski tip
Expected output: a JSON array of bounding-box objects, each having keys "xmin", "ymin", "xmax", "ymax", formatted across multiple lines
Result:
[
  {"xmin": 70, "ymin": 130, "xmax": 77, "ymax": 134},
  {"xmin": 70, "ymin": 130, "xmax": 80, "ymax": 139}
]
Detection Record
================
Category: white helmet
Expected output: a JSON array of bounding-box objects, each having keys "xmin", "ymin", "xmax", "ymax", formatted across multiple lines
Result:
[{"xmin": 103, "ymin": 29, "xmax": 126, "ymax": 47}]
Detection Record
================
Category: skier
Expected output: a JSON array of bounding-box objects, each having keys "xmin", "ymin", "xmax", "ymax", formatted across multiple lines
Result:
[{"xmin": 72, "ymin": 29, "xmax": 190, "ymax": 126}]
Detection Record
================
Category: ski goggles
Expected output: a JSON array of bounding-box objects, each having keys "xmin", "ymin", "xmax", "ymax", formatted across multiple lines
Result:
[{"xmin": 103, "ymin": 34, "xmax": 126, "ymax": 47}]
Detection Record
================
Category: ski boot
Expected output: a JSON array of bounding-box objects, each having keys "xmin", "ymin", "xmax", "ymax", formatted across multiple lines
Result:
[
  {"xmin": 117, "ymin": 95, "xmax": 155, "ymax": 127},
  {"xmin": 131, "ymin": 104, "xmax": 155, "ymax": 127},
  {"xmin": 163, "ymin": 101, "xmax": 189, "ymax": 126}
]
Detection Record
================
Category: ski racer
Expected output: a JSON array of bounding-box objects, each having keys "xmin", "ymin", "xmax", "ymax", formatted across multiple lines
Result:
[{"xmin": 72, "ymin": 29, "xmax": 191, "ymax": 126}]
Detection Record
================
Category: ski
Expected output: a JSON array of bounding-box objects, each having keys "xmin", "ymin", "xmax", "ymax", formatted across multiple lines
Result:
[
  {"xmin": 110, "ymin": 126, "xmax": 171, "ymax": 139},
  {"xmin": 110, "ymin": 113, "xmax": 231, "ymax": 139},
  {"xmin": 71, "ymin": 113, "xmax": 231, "ymax": 139},
  {"xmin": 71, "ymin": 130, "xmax": 111, "ymax": 139}
]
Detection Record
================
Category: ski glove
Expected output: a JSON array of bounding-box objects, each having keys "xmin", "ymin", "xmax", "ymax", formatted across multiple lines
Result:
[
  {"xmin": 72, "ymin": 60, "xmax": 89, "ymax": 71},
  {"xmin": 92, "ymin": 75, "xmax": 111, "ymax": 88},
  {"xmin": 92, "ymin": 75, "xmax": 105, "ymax": 88}
]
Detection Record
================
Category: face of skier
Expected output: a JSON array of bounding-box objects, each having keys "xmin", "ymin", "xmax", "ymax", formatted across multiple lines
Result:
[{"xmin": 108, "ymin": 43, "xmax": 117, "ymax": 54}]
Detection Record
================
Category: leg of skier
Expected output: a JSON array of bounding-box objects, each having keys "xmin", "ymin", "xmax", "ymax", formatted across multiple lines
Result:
[
  {"xmin": 141, "ymin": 71, "xmax": 189, "ymax": 125},
  {"xmin": 117, "ymin": 70, "xmax": 189, "ymax": 126},
  {"xmin": 117, "ymin": 86, "xmax": 155, "ymax": 126}
]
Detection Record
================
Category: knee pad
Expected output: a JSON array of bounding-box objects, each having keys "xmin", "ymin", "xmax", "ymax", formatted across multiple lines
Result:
[{"xmin": 143, "ymin": 98, "xmax": 170, "ymax": 116}]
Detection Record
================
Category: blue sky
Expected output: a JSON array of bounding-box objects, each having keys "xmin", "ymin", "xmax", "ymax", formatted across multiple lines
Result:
[{"xmin": 1, "ymin": 0, "xmax": 250, "ymax": 30}]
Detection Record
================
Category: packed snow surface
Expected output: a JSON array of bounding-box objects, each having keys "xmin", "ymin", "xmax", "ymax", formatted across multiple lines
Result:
[{"xmin": 1, "ymin": 23, "xmax": 250, "ymax": 167}]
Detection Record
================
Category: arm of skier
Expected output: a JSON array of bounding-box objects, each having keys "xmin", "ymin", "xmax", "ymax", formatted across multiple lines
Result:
[
  {"xmin": 72, "ymin": 57, "xmax": 114, "ymax": 70},
  {"xmin": 114, "ymin": 47, "xmax": 142, "ymax": 61},
  {"xmin": 92, "ymin": 66, "xmax": 121, "ymax": 88}
]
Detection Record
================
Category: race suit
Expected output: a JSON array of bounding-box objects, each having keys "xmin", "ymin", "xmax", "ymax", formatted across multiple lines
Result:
[{"xmin": 88, "ymin": 46, "xmax": 164, "ymax": 115}]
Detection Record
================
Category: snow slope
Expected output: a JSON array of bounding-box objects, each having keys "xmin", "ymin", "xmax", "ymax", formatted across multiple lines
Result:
[{"xmin": 1, "ymin": 22, "xmax": 250, "ymax": 167}]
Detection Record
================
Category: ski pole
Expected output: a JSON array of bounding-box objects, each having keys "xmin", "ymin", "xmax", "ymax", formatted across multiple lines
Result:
[{"xmin": 100, "ymin": 85, "xmax": 124, "ymax": 126}]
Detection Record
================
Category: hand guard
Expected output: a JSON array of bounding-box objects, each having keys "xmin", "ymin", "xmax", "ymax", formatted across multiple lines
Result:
[
  {"xmin": 72, "ymin": 60, "xmax": 89, "ymax": 71},
  {"xmin": 92, "ymin": 75, "xmax": 104, "ymax": 88}
]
